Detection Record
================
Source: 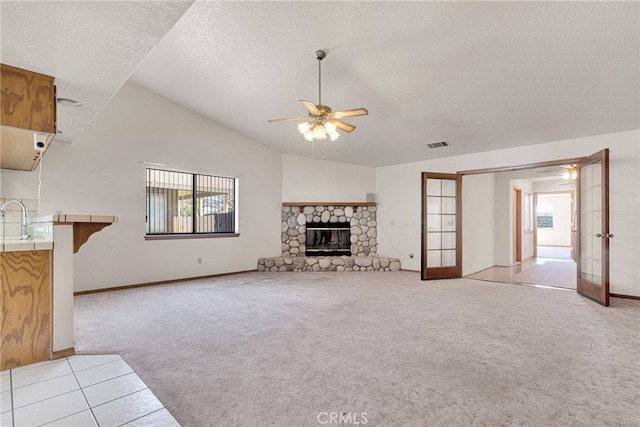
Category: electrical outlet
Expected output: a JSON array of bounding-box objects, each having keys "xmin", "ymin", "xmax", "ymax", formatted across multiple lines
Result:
[
  {"xmin": 197, "ymin": 257, "xmax": 202, "ymax": 264},
  {"xmin": 409, "ymin": 253, "xmax": 414, "ymax": 259}
]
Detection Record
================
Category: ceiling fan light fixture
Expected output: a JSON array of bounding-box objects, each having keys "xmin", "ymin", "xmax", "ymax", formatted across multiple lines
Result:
[
  {"xmin": 268, "ymin": 50, "xmax": 368, "ymax": 142},
  {"xmin": 313, "ymin": 124, "xmax": 328, "ymax": 139},
  {"xmin": 298, "ymin": 122, "xmax": 311, "ymax": 134}
]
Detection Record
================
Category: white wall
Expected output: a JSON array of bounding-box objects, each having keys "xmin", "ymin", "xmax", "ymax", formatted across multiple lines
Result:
[
  {"xmin": 537, "ymin": 193, "xmax": 572, "ymax": 246},
  {"xmin": 376, "ymin": 129, "xmax": 640, "ymax": 296},
  {"xmin": 1, "ymin": 82, "xmax": 282, "ymax": 291},
  {"xmin": 281, "ymin": 154, "xmax": 375, "ymax": 202},
  {"xmin": 461, "ymin": 174, "xmax": 495, "ymax": 275}
]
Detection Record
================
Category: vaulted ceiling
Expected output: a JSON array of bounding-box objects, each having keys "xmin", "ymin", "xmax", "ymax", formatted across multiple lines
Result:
[{"xmin": 2, "ymin": 1, "xmax": 638, "ymax": 167}]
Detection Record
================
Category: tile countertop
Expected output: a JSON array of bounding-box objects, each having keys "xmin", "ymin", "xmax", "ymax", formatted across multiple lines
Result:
[
  {"xmin": 1, "ymin": 237, "xmax": 54, "ymax": 253},
  {"xmin": 1, "ymin": 214, "xmax": 119, "ymax": 252},
  {"xmin": 40, "ymin": 213, "xmax": 119, "ymax": 224}
]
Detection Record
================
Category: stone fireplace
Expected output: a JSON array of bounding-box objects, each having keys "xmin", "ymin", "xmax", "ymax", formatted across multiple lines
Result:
[
  {"xmin": 280, "ymin": 204, "xmax": 377, "ymax": 257},
  {"xmin": 257, "ymin": 203, "xmax": 400, "ymax": 272}
]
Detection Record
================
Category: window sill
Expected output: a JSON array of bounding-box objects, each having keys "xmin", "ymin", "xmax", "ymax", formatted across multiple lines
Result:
[{"xmin": 145, "ymin": 233, "xmax": 240, "ymax": 241}]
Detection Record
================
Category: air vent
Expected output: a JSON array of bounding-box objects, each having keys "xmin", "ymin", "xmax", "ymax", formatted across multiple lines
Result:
[{"xmin": 427, "ymin": 141, "xmax": 449, "ymax": 149}]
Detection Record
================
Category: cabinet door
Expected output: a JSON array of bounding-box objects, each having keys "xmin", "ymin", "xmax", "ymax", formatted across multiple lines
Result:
[{"xmin": 1, "ymin": 250, "xmax": 52, "ymax": 369}]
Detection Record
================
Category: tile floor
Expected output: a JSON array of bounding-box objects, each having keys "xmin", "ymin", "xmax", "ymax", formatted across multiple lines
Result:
[
  {"xmin": 0, "ymin": 355, "xmax": 180, "ymax": 427},
  {"xmin": 466, "ymin": 255, "xmax": 576, "ymax": 290}
]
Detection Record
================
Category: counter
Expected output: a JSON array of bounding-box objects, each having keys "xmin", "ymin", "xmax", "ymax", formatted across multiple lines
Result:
[{"xmin": 1, "ymin": 213, "xmax": 118, "ymax": 369}]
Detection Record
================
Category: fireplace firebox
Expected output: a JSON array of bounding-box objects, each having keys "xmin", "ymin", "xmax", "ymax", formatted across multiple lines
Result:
[{"xmin": 305, "ymin": 222, "xmax": 351, "ymax": 256}]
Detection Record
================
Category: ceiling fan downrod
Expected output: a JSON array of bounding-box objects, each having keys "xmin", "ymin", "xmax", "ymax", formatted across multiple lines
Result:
[{"xmin": 316, "ymin": 50, "xmax": 326, "ymax": 106}]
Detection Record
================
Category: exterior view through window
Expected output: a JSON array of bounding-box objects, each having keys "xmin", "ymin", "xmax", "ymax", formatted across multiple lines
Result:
[
  {"xmin": 536, "ymin": 204, "xmax": 554, "ymax": 229},
  {"xmin": 146, "ymin": 168, "xmax": 236, "ymax": 235}
]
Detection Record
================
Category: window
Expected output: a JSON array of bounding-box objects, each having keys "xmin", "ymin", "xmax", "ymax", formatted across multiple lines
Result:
[
  {"xmin": 146, "ymin": 168, "xmax": 237, "ymax": 236},
  {"xmin": 536, "ymin": 204, "xmax": 554, "ymax": 229}
]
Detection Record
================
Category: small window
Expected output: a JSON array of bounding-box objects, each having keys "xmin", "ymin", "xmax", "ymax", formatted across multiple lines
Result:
[
  {"xmin": 536, "ymin": 204, "xmax": 554, "ymax": 229},
  {"xmin": 146, "ymin": 168, "xmax": 237, "ymax": 236}
]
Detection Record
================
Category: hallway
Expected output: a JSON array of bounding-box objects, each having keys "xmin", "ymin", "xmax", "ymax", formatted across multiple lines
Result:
[{"xmin": 467, "ymin": 246, "xmax": 576, "ymax": 290}]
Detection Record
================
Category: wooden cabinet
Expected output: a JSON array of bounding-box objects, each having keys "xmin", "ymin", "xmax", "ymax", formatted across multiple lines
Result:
[
  {"xmin": 1, "ymin": 63, "xmax": 56, "ymax": 171},
  {"xmin": 1, "ymin": 250, "xmax": 53, "ymax": 370}
]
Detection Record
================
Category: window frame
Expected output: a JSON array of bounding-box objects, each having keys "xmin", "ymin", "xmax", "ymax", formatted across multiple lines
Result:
[{"xmin": 144, "ymin": 167, "xmax": 239, "ymax": 240}]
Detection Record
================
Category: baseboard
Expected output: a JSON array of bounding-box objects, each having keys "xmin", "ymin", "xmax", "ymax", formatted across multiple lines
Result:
[
  {"xmin": 74, "ymin": 269, "xmax": 257, "ymax": 296},
  {"xmin": 400, "ymin": 269, "xmax": 420, "ymax": 273},
  {"xmin": 610, "ymin": 293, "xmax": 640, "ymax": 300},
  {"xmin": 52, "ymin": 347, "xmax": 76, "ymax": 359}
]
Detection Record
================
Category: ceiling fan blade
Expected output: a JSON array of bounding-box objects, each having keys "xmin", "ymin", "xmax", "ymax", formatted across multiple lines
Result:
[
  {"xmin": 268, "ymin": 116, "xmax": 309, "ymax": 123},
  {"xmin": 329, "ymin": 108, "xmax": 369, "ymax": 119},
  {"xmin": 299, "ymin": 100, "xmax": 321, "ymax": 116},
  {"xmin": 333, "ymin": 119, "xmax": 356, "ymax": 133}
]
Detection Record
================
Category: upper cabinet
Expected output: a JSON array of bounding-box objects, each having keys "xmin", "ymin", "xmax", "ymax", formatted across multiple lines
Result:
[{"xmin": 1, "ymin": 63, "xmax": 57, "ymax": 171}]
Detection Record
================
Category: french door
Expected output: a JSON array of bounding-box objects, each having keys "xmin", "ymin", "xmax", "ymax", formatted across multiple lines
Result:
[
  {"xmin": 421, "ymin": 173, "xmax": 462, "ymax": 280},
  {"xmin": 576, "ymin": 149, "xmax": 611, "ymax": 306}
]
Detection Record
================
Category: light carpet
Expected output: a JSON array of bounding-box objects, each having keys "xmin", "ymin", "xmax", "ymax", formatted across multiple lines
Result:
[{"xmin": 74, "ymin": 272, "xmax": 639, "ymax": 426}]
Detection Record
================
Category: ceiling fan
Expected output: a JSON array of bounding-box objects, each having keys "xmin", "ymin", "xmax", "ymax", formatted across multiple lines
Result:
[
  {"xmin": 536, "ymin": 164, "xmax": 577, "ymax": 180},
  {"xmin": 268, "ymin": 50, "xmax": 368, "ymax": 141}
]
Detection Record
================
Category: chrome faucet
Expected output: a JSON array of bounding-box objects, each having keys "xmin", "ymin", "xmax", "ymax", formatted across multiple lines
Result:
[{"xmin": 0, "ymin": 200, "xmax": 30, "ymax": 240}]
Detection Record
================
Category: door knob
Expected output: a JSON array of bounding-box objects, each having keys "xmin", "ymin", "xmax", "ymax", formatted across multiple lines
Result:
[{"xmin": 596, "ymin": 233, "xmax": 614, "ymax": 238}]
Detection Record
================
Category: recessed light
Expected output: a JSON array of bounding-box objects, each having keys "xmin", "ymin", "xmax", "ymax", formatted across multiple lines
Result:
[{"xmin": 57, "ymin": 97, "xmax": 82, "ymax": 107}]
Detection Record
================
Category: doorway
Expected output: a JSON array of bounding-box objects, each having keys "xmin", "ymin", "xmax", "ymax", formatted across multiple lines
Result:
[{"xmin": 457, "ymin": 151, "xmax": 611, "ymax": 304}]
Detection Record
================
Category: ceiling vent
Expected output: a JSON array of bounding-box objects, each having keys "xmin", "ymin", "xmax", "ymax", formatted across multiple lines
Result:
[{"xmin": 427, "ymin": 141, "xmax": 448, "ymax": 149}]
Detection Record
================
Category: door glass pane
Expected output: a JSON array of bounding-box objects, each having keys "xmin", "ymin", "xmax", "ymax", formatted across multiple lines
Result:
[
  {"xmin": 442, "ymin": 180, "xmax": 456, "ymax": 197},
  {"xmin": 427, "ymin": 250, "xmax": 441, "ymax": 267},
  {"xmin": 427, "ymin": 232, "xmax": 441, "ymax": 250},
  {"xmin": 427, "ymin": 179, "xmax": 441, "ymax": 196},
  {"xmin": 442, "ymin": 232, "xmax": 456, "ymax": 249},
  {"xmin": 427, "ymin": 215, "xmax": 441, "ymax": 231},
  {"xmin": 442, "ymin": 250, "xmax": 456, "ymax": 267},
  {"xmin": 427, "ymin": 197, "xmax": 442, "ymax": 214},
  {"xmin": 442, "ymin": 197, "xmax": 456, "ymax": 214},
  {"xmin": 580, "ymin": 162, "xmax": 602, "ymax": 284},
  {"xmin": 442, "ymin": 215, "xmax": 456, "ymax": 232}
]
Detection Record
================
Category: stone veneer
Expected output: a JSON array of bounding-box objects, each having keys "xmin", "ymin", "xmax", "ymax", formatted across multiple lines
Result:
[
  {"xmin": 281, "ymin": 204, "xmax": 377, "ymax": 257},
  {"xmin": 257, "ymin": 203, "xmax": 401, "ymax": 272},
  {"xmin": 257, "ymin": 255, "xmax": 401, "ymax": 272}
]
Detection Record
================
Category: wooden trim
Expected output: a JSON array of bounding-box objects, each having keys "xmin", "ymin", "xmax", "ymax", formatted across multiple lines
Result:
[
  {"xmin": 145, "ymin": 233, "xmax": 240, "ymax": 241},
  {"xmin": 458, "ymin": 157, "xmax": 587, "ymax": 175},
  {"xmin": 52, "ymin": 347, "xmax": 76, "ymax": 359},
  {"xmin": 513, "ymin": 187, "xmax": 522, "ymax": 263},
  {"xmin": 74, "ymin": 269, "xmax": 257, "ymax": 296},
  {"xmin": 610, "ymin": 293, "xmax": 640, "ymax": 300},
  {"xmin": 282, "ymin": 202, "xmax": 376, "ymax": 207},
  {"xmin": 73, "ymin": 222, "xmax": 112, "ymax": 253}
]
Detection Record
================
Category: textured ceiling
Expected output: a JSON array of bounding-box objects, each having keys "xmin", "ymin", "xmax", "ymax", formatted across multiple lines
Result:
[
  {"xmin": 0, "ymin": 1, "xmax": 193, "ymax": 143},
  {"xmin": 2, "ymin": 1, "xmax": 638, "ymax": 167},
  {"xmin": 130, "ymin": 1, "xmax": 639, "ymax": 167}
]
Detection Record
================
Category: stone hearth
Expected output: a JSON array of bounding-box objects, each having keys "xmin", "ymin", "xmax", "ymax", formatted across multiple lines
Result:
[{"xmin": 258, "ymin": 255, "xmax": 401, "ymax": 272}]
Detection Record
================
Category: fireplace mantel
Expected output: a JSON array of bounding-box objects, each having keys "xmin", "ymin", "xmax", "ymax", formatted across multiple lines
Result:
[{"xmin": 282, "ymin": 202, "xmax": 376, "ymax": 207}]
